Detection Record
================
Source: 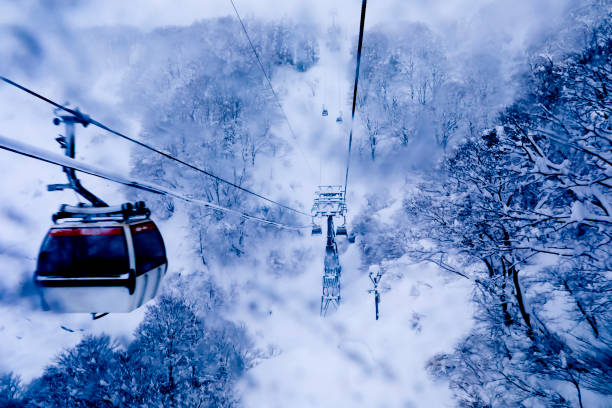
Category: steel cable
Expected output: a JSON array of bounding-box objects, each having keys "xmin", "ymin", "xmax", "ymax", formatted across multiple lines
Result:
[
  {"xmin": 0, "ymin": 134, "xmax": 310, "ymax": 230},
  {"xmin": 0, "ymin": 76, "xmax": 310, "ymax": 217},
  {"xmin": 343, "ymin": 0, "xmax": 368, "ymax": 197}
]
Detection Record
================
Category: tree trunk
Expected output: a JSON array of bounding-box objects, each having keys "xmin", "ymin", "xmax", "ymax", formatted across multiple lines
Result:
[
  {"xmin": 370, "ymin": 135, "xmax": 376, "ymax": 161},
  {"xmin": 499, "ymin": 257, "xmax": 513, "ymax": 326},
  {"xmin": 563, "ymin": 280, "xmax": 599, "ymax": 338},
  {"xmin": 510, "ymin": 264, "xmax": 532, "ymax": 333},
  {"xmin": 571, "ymin": 376, "xmax": 584, "ymax": 408},
  {"xmin": 501, "ymin": 230, "xmax": 532, "ymax": 334},
  {"xmin": 168, "ymin": 363, "xmax": 176, "ymax": 408}
]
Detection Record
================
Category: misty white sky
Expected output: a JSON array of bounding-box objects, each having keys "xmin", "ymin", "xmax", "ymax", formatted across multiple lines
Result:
[
  {"xmin": 70, "ymin": 0, "xmax": 487, "ymax": 28},
  {"xmin": 62, "ymin": 0, "xmax": 569, "ymax": 34},
  {"xmin": 2, "ymin": 0, "xmax": 573, "ymax": 50},
  {"xmin": 0, "ymin": 0, "xmax": 579, "ymax": 100}
]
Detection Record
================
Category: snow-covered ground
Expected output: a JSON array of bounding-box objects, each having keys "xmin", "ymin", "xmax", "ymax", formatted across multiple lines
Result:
[
  {"xmin": 236, "ymin": 241, "xmax": 473, "ymax": 408},
  {"xmin": 0, "ymin": 10, "xmax": 476, "ymax": 408},
  {"xmin": 228, "ymin": 34, "xmax": 472, "ymax": 408}
]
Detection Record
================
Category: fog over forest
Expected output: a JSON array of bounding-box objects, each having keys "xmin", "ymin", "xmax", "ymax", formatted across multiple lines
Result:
[{"xmin": 0, "ymin": 1, "xmax": 611, "ymax": 407}]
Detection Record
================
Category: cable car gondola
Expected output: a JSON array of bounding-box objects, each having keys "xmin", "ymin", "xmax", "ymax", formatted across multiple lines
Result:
[{"xmin": 34, "ymin": 202, "xmax": 167, "ymax": 314}]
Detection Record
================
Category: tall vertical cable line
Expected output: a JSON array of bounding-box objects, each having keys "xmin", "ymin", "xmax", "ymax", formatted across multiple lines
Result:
[{"xmin": 344, "ymin": 0, "xmax": 368, "ymax": 197}]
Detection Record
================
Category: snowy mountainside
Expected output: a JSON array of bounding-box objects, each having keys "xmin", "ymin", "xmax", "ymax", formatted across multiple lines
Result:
[
  {"xmin": 1, "ymin": 1, "xmax": 611, "ymax": 407},
  {"xmin": 0, "ymin": 16, "xmax": 475, "ymax": 407}
]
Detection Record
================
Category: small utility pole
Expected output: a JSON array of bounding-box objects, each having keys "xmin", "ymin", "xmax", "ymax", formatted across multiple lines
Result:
[{"xmin": 368, "ymin": 265, "xmax": 384, "ymax": 320}]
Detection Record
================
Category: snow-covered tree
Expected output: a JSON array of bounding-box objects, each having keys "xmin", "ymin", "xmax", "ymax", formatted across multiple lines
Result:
[
  {"xmin": 118, "ymin": 18, "xmax": 317, "ymax": 265},
  {"xmin": 0, "ymin": 372, "xmax": 23, "ymax": 408},
  {"xmin": 406, "ymin": 14, "xmax": 612, "ymax": 407},
  {"xmin": 26, "ymin": 335, "xmax": 118, "ymax": 407}
]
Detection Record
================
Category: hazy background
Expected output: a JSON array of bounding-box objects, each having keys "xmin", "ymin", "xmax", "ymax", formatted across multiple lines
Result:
[{"xmin": 1, "ymin": 1, "xmax": 607, "ymax": 407}]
